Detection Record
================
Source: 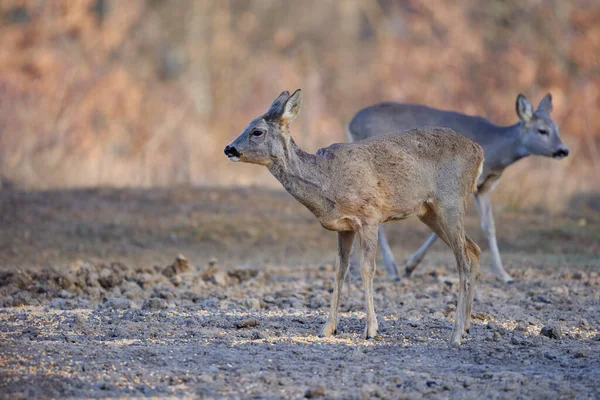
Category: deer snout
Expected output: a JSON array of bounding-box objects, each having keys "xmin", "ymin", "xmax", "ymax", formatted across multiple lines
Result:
[
  {"xmin": 224, "ymin": 145, "xmax": 241, "ymax": 161},
  {"xmin": 552, "ymin": 147, "xmax": 569, "ymax": 159}
]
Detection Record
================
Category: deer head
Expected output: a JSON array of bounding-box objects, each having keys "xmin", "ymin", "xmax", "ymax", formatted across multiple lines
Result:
[
  {"xmin": 516, "ymin": 93, "xmax": 569, "ymax": 159},
  {"xmin": 224, "ymin": 90, "xmax": 302, "ymax": 166}
]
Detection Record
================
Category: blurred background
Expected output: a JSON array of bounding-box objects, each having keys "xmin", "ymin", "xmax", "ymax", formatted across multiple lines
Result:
[{"xmin": 0, "ymin": 0, "xmax": 598, "ymax": 214}]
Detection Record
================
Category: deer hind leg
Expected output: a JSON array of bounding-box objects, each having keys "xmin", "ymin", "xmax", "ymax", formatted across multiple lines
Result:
[
  {"xmin": 405, "ymin": 233, "xmax": 438, "ymax": 277},
  {"xmin": 378, "ymin": 225, "xmax": 399, "ymax": 280},
  {"xmin": 359, "ymin": 225, "xmax": 379, "ymax": 339},
  {"xmin": 418, "ymin": 202, "xmax": 476, "ymax": 348},
  {"xmin": 463, "ymin": 235, "xmax": 481, "ymax": 334},
  {"xmin": 320, "ymin": 231, "xmax": 356, "ymax": 337}
]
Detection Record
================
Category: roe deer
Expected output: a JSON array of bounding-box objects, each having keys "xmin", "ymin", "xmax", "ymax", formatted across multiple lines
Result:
[
  {"xmin": 349, "ymin": 94, "xmax": 569, "ymax": 283},
  {"xmin": 225, "ymin": 89, "xmax": 484, "ymax": 347}
]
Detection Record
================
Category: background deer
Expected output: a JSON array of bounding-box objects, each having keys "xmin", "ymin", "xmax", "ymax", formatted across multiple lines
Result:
[
  {"xmin": 348, "ymin": 94, "xmax": 569, "ymax": 283},
  {"xmin": 225, "ymin": 89, "xmax": 484, "ymax": 347}
]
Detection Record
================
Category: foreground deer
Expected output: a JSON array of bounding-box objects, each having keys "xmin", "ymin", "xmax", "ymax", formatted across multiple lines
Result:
[
  {"xmin": 225, "ymin": 90, "xmax": 484, "ymax": 347},
  {"xmin": 349, "ymin": 94, "xmax": 569, "ymax": 283}
]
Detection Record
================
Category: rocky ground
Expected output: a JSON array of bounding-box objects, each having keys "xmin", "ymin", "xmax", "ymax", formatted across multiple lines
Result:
[{"xmin": 0, "ymin": 187, "xmax": 599, "ymax": 399}]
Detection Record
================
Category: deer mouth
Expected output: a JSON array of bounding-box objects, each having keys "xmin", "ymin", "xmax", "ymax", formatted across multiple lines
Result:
[
  {"xmin": 552, "ymin": 148, "xmax": 569, "ymax": 159},
  {"xmin": 224, "ymin": 145, "xmax": 242, "ymax": 162}
]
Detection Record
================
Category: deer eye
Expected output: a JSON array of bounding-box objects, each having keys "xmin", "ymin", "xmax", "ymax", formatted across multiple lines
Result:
[
  {"xmin": 538, "ymin": 129, "xmax": 549, "ymax": 135},
  {"xmin": 252, "ymin": 129, "xmax": 264, "ymax": 137}
]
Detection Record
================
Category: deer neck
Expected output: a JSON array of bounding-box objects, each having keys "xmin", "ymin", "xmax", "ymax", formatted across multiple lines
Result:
[
  {"xmin": 268, "ymin": 138, "xmax": 334, "ymax": 219},
  {"xmin": 485, "ymin": 122, "xmax": 530, "ymax": 171}
]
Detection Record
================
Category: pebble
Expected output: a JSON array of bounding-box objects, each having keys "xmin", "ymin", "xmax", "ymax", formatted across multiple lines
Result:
[
  {"xmin": 578, "ymin": 318, "xmax": 590, "ymax": 331},
  {"xmin": 100, "ymin": 297, "xmax": 132, "ymax": 310},
  {"xmin": 243, "ymin": 298, "xmax": 261, "ymax": 310},
  {"xmin": 304, "ymin": 384, "xmax": 326, "ymax": 398},
  {"xmin": 141, "ymin": 297, "xmax": 168, "ymax": 310},
  {"xmin": 540, "ymin": 323, "xmax": 561, "ymax": 339},
  {"xmin": 162, "ymin": 255, "xmax": 191, "ymax": 278},
  {"xmin": 236, "ymin": 318, "xmax": 259, "ymax": 329},
  {"xmin": 57, "ymin": 290, "xmax": 75, "ymax": 299}
]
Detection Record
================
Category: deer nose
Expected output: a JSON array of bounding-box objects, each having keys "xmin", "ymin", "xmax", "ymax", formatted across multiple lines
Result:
[
  {"xmin": 552, "ymin": 148, "xmax": 569, "ymax": 159},
  {"xmin": 224, "ymin": 145, "xmax": 240, "ymax": 158}
]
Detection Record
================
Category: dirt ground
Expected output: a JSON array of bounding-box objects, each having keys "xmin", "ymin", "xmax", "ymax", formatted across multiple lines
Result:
[{"xmin": 0, "ymin": 187, "xmax": 599, "ymax": 399}]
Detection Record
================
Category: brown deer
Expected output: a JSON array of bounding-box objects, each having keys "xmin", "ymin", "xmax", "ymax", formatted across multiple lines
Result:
[{"xmin": 224, "ymin": 90, "xmax": 484, "ymax": 347}]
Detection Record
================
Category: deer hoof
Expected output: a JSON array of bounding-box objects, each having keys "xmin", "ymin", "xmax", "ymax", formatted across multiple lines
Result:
[{"xmin": 319, "ymin": 326, "xmax": 337, "ymax": 338}]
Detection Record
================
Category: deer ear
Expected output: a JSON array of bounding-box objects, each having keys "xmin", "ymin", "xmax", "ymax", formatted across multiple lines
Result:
[
  {"xmin": 516, "ymin": 94, "xmax": 533, "ymax": 122},
  {"xmin": 281, "ymin": 89, "xmax": 302, "ymax": 123},
  {"xmin": 537, "ymin": 93, "xmax": 553, "ymax": 113},
  {"xmin": 267, "ymin": 91, "xmax": 290, "ymax": 116}
]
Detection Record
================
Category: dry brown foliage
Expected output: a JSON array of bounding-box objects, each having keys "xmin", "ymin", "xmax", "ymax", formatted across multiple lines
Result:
[{"xmin": 0, "ymin": 0, "xmax": 598, "ymax": 213}]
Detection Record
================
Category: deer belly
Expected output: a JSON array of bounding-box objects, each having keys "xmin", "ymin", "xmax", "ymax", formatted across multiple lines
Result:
[{"xmin": 320, "ymin": 216, "xmax": 362, "ymax": 232}]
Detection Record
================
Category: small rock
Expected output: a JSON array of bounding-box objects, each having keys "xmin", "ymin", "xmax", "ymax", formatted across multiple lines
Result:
[
  {"xmin": 120, "ymin": 280, "xmax": 144, "ymax": 299},
  {"xmin": 98, "ymin": 267, "xmax": 122, "ymax": 289},
  {"xmin": 304, "ymin": 384, "xmax": 326, "ymax": 398},
  {"xmin": 572, "ymin": 271, "xmax": 587, "ymax": 280},
  {"xmin": 212, "ymin": 270, "xmax": 229, "ymax": 286},
  {"xmin": 578, "ymin": 318, "xmax": 590, "ymax": 331},
  {"xmin": 236, "ymin": 318, "xmax": 260, "ymax": 329},
  {"xmin": 574, "ymin": 351, "xmax": 588, "ymax": 358},
  {"xmin": 57, "ymin": 290, "xmax": 75, "ymax": 299},
  {"xmin": 162, "ymin": 255, "xmax": 191, "ymax": 278},
  {"xmin": 243, "ymin": 298, "xmax": 261, "ymax": 310},
  {"xmin": 251, "ymin": 330, "xmax": 265, "ymax": 340},
  {"xmin": 101, "ymin": 297, "xmax": 132, "ymax": 310},
  {"xmin": 200, "ymin": 263, "xmax": 229, "ymax": 286},
  {"xmin": 10, "ymin": 291, "xmax": 38, "ymax": 307},
  {"xmin": 170, "ymin": 275, "xmax": 183, "ymax": 287},
  {"xmin": 471, "ymin": 312, "xmax": 489, "ymax": 321},
  {"xmin": 263, "ymin": 295, "xmax": 276, "ymax": 303},
  {"xmin": 228, "ymin": 268, "xmax": 259, "ymax": 283},
  {"xmin": 22, "ymin": 326, "xmax": 39, "ymax": 338},
  {"xmin": 142, "ymin": 297, "xmax": 168, "ymax": 310},
  {"xmin": 48, "ymin": 298, "xmax": 85, "ymax": 310},
  {"xmin": 514, "ymin": 322, "xmax": 528, "ymax": 332},
  {"xmin": 360, "ymin": 384, "xmax": 383, "ymax": 399},
  {"xmin": 202, "ymin": 297, "xmax": 220, "ymax": 309},
  {"xmin": 540, "ymin": 323, "xmax": 561, "ymax": 339},
  {"xmin": 486, "ymin": 322, "xmax": 507, "ymax": 334}
]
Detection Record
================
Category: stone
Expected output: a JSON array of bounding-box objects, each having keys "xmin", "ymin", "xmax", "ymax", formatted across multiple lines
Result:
[
  {"xmin": 540, "ymin": 323, "xmax": 561, "ymax": 339},
  {"xmin": 236, "ymin": 318, "xmax": 260, "ymax": 329},
  {"xmin": 243, "ymin": 298, "xmax": 261, "ymax": 310},
  {"xmin": 100, "ymin": 297, "xmax": 132, "ymax": 310},
  {"xmin": 304, "ymin": 384, "xmax": 326, "ymax": 398},
  {"xmin": 141, "ymin": 297, "xmax": 168, "ymax": 310},
  {"xmin": 162, "ymin": 255, "xmax": 191, "ymax": 278}
]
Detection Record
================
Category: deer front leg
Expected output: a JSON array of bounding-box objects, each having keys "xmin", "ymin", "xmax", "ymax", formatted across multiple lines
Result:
[
  {"xmin": 474, "ymin": 192, "xmax": 514, "ymax": 283},
  {"xmin": 405, "ymin": 233, "xmax": 438, "ymax": 276},
  {"xmin": 360, "ymin": 225, "xmax": 379, "ymax": 339},
  {"xmin": 320, "ymin": 231, "xmax": 355, "ymax": 337}
]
